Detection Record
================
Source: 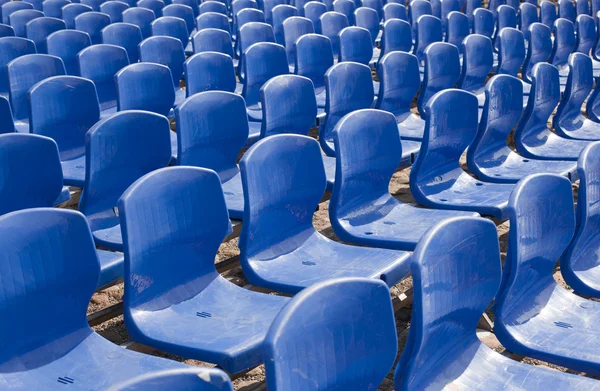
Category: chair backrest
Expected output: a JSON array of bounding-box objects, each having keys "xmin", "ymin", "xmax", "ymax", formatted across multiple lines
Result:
[
  {"xmin": 409, "ymin": 0, "xmax": 432, "ymax": 37},
  {"xmin": 0, "ymin": 36, "xmax": 36, "ymax": 94},
  {"xmin": 304, "ymin": 1, "xmax": 327, "ymax": 33},
  {"xmin": 25, "ymin": 16, "xmax": 65, "ymax": 53},
  {"xmin": 196, "ymin": 10, "xmax": 230, "ymax": 32},
  {"xmin": 192, "ymin": 28, "xmax": 233, "ymax": 57},
  {"xmin": 199, "ymin": 0, "xmax": 227, "ymax": 14},
  {"xmin": 74, "ymin": 11, "xmax": 110, "ymax": 44},
  {"xmin": 473, "ymin": 7, "xmax": 494, "ymax": 38},
  {"xmin": 0, "ymin": 208, "xmax": 100, "ymax": 363},
  {"xmin": 151, "ymin": 16, "xmax": 189, "ymax": 52},
  {"xmin": 29, "ymin": 76, "xmax": 99, "ymax": 160},
  {"xmin": 242, "ymin": 41, "xmax": 289, "ymax": 107},
  {"xmin": 139, "ymin": 36, "xmax": 185, "ymax": 89},
  {"xmin": 549, "ymin": 18, "xmax": 576, "ymax": 68},
  {"xmin": 2, "ymin": 1, "xmax": 33, "ymax": 25},
  {"xmin": 260, "ymin": 74, "xmax": 317, "ymax": 138},
  {"xmin": 466, "ymin": 74, "xmax": 524, "ymax": 176},
  {"xmin": 294, "ymin": 33, "xmax": 333, "ymax": 90},
  {"xmin": 264, "ymin": 0, "xmax": 286, "ymax": 24},
  {"xmin": 107, "ymin": 368, "xmax": 234, "ymax": 391},
  {"xmin": 383, "ymin": 3, "xmax": 406, "ymax": 21},
  {"xmin": 138, "ymin": 0, "xmax": 165, "ymax": 17},
  {"xmin": 122, "ymin": 7, "xmax": 155, "ymax": 38},
  {"xmin": 559, "ymin": 0, "xmax": 577, "ymax": 22},
  {"xmin": 81, "ymin": 0, "xmax": 106, "ymax": 11},
  {"xmin": 380, "ymin": 18, "xmax": 411, "ymax": 56},
  {"xmin": 355, "ymin": 7, "xmax": 379, "ymax": 46},
  {"xmin": 446, "ymin": 11, "xmax": 468, "ymax": 52},
  {"xmin": 457, "ymin": 34, "xmax": 494, "ymax": 93},
  {"xmin": 320, "ymin": 61, "xmax": 373, "ymax": 156},
  {"xmin": 78, "ymin": 44, "xmax": 129, "ymax": 110},
  {"xmin": 233, "ymin": 0, "xmax": 258, "ymax": 31},
  {"xmin": 47, "ymin": 30, "xmax": 90, "ymax": 76},
  {"xmin": 320, "ymin": 11, "xmax": 348, "ymax": 56},
  {"xmin": 540, "ymin": 0, "xmax": 557, "ymax": 27},
  {"xmin": 495, "ymin": 4, "xmax": 517, "ymax": 45},
  {"xmin": 414, "ymin": 14, "xmax": 442, "ymax": 62},
  {"xmin": 7, "ymin": 53, "xmax": 65, "ymax": 122},
  {"xmin": 239, "ymin": 134, "xmax": 326, "ymax": 257},
  {"xmin": 185, "ymin": 51, "xmax": 237, "ymax": 95},
  {"xmin": 410, "ymin": 89, "xmax": 479, "ymax": 195},
  {"xmin": 333, "ymin": 0, "xmax": 355, "ymax": 25},
  {"xmin": 0, "ymin": 133, "xmax": 64, "ymax": 215},
  {"xmin": 497, "ymin": 27, "xmax": 525, "ymax": 76},
  {"xmin": 465, "ymin": 0, "xmax": 481, "ymax": 28},
  {"xmin": 175, "ymin": 91, "xmax": 248, "ymax": 175},
  {"xmin": 430, "ymin": 0, "xmax": 441, "ymax": 18},
  {"xmin": 576, "ymin": 14, "xmax": 595, "ymax": 54},
  {"xmin": 0, "ymin": 95, "xmax": 14, "ymax": 133},
  {"xmin": 272, "ymin": 4, "xmax": 297, "ymax": 45},
  {"xmin": 116, "ymin": 62, "xmax": 175, "ymax": 116},
  {"xmin": 488, "ymin": 0, "xmax": 506, "ymax": 17},
  {"xmin": 338, "ymin": 26, "xmax": 372, "ymax": 65},
  {"xmin": 514, "ymin": 63, "xmax": 560, "ymax": 150},
  {"xmin": 523, "ymin": 22, "xmax": 552, "ymax": 83},
  {"xmin": 394, "ymin": 217, "xmax": 501, "ymax": 390},
  {"xmin": 375, "ymin": 51, "xmax": 420, "ymax": 119},
  {"xmin": 236, "ymin": 7, "xmax": 264, "ymax": 32},
  {"xmin": 163, "ymin": 4, "xmax": 194, "ymax": 33},
  {"xmin": 102, "ymin": 22, "xmax": 143, "ymax": 63},
  {"xmin": 79, "ymin": 110, "xmax": 171, "ymax": 220},
  {"xmin": 42, "ymin": 0, "xmax": 71, "ymax": 19},
  {"xmin": 593, "ymin": 0, "xmax": 600, "ymax": 20},
  {"xmin": 440, "ymin": 0, "xmax": 460, "ymax": 34},
  {"xmin": 100, "ymin": 1, "xmax": 130, "ymax": 23},
  {"xmin": 520, "ymin": 2, "xmax": 538, "ymax": 34},
  {"xmin": 283, "ymin": 16, "xmax": 313, "ymax": 66},
  {"xmin": 238, "ymin": 21, "xmax": 274, "ymax": 77},
  {"xmin": 364, "ymin": 0, "xmax": 384, "ymax": 19},
  {"xmin": 418, "ymin": 42, "xmax": 460, "ymax": 113},
  {"xmin": 0, "ymin": 23, "xmax": 14, "ymax": 37},
  {"xmin": 9, "ymin": 9, "xmax": 43, "ymax": 38},
  {"xmin": 264, "ymin": 277, "xmax": 397, "ymax": 391},
  {"xmin": 577, "ymin": 0, "xmax": 590, "ymax": 14},
  {"xmin": 175, "ymin": 0, "xmax": 199, "ymax": 17}
]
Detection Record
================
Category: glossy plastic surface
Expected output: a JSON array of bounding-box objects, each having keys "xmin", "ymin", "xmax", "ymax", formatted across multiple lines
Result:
[
  {"xmin": 74, "ymin": 11, "xmax": 110, "ymax": 44},
  {"xmin": 559, "ymin": 0, "xmax": 577, "ymax": 21},
  {"xmin": 163, "ymin": 4, "xmax": 195, "ymax": 38},
  {"xmin": 151, "ymin": 16, "xmax": 189, "ymax": 55},
  {"xmin": 488, "ymin": 0, "xmax": 505, "ymax": 17},
  {"xmin": 458, "ymin": 34, "xmax": 493, "ymax": 103},
  {"xmin": 175, "ymin": 91, "xmax": 247, "ymax": 219},
  {"xmin": 200, "ymin": 0, "xmax": 227, "ymax": 15},
  {"xmin": 418, "ymin": 42, "xmax": 460, "ymax": 113},
  {"xmin": 25, "ymin": 17, "xmax": 65, "ymax": 53},
  {"xmin": 264, "ymin": 278, "xmax": 396, "ymax": 391},
  {"xmin": 473, "ymin": 7, "xmax": 494, "ymax": 38},
  {"xmin": 383, "ymin": 3, "xmax": 407, "ymax": 21},
  {"xmin": 116, "ymin": 62, "xmax": 175, "ymax": 117},
  {"xmin": 550, "ymin": 18, "xmax": 576, "ymax": 69},
  {"xmin": 102, "ymin": 22, "xmax": 143, "ymax": 63},
  {"xmin": 446, "ymin": 11, "xmax": 468, "ymax": 52},
  {"xmin": 541, "ymin": 0, "xmax": 558, "ymax": 27},
  {"xmin": 380, "ymin": 18, "xmax": 412, "ymax": 58},
  {"xmin": 523, "ymin": 22, "xmax": 552, "ymax": 83},
  {"xmin": 139, "ymin": 35, "xmax": 185, "ymax": 93},
  {"xmin": 48, "ymin": 31, "xmax": 90, "ymax": 75},
  {"xmin": 465, "ymin": 0, "xmax": 481, "ymax": 28},
  {"xmin": 107, "ymin": 368, "xmax": 234, "ymax": 391},
  {"xmin": 239, "ymin": 134, "xmax": 412, "ymax": 293},
  {"xmin": 101, "ymin": 1, "xmax": 130, "ymax": 23},
  {"xmin": 238, "ymin": 22, "xmax": 275, "ymax": 80},
  {"xmin": 468, "ymin": 74, "xmax": 578, "ymax": 183},
  {"xmin": 0, "ymin": 95, "xmax": 14, "ymax": 133},
  {"xmin": 63, "ymin": 3, "xmax": 93, "ymax": 29},
  {"xmin": 271, "ymin": 5, "xmax": 296, "ymax": 45},
  {"xmin": 138, "ymin": 0, "xmax": 165, "ymax": 17},
  {"xmin": 294, "ymin": 33, "xmax": 333, "ymax": 106},
  {"xmin": 118, "ymin": 166, "xmax": 288, "ymax": 373},
  {"xmin": 122, "ymin": 7, "xmax": 155, "ymax": 38},
  {"xmin": 495, "ymin": 174, "xmax": 600, "ymax": 376},
  {"xmin": 43, "ymin": 0, "xmax": 71, "ymax": 19},
  {"xmin": 197, "ymin": 11, "xmax": 230, "ymax": 32},
  {"xmin": 2, "ymin": 1, "xmax": 33, "ymax": 25},
  {"xmin": 520, "ymin": 2, "xmax": 538, "ymax": 33},
  {"xmin": 577, "ymin": 0, "xmax": 590, "ymax": 14},
  {"xmin": 304, "ymin": 1, "xmax": 326, "ymax": 33},
  {"xmin": 185, "ymin": 52, "xmax": 237, "ymax": 95},
  {"xmin": 320, "ymin": 11, "xmax": 347, "ymax": 57},
  {"xmin": 283, "ymin": 16, "xmax": 313, "ymax": 66},
  {"xmin": 575, "ymin": 14, "xmax": 595, "ymax": 56},
  {"xmin": 440, "ymin": 0, "xmax": 459, "ymax": 34},
  {"xmin": 338, "ymin": 26, "xmax": 372, "ymax": 65},
  {"xmin": 192, "ymin": 28, "xmax": 233, "ymax": 58},
  {"xmin": 264, "ymin": 0, "xmax": 285, "ymax": 25},
  {"xmin": 0, "ymin": 37, "xmax": 36, "ymax": 97},
  {"xmin": 414, "ymin": 14, "xmax": 442, "ymax": 63},
  {"xmin": 82, "ymin": 0, "xmax": 107, "ymax": 11},
  {"xmin": 9, "ymin": 9, "xmax": 43, "ymax": 38},
  {"xmin": 394, "ymin": 216, "xmax": 600, "ymax": 390},
  {"xmin": 0, "ymin": 23, "xmax": 14, "ymax": 37},
  {"xmin": 410, "ymin": 89, "xmax": 515, "ymax": 219},
  {"xmin": 496, "ymin": 27, "xmax": 527, "ymax": 99},
  {"xmin": 409, "ymin": 0, "xmax": 432, "ymax": 37}
]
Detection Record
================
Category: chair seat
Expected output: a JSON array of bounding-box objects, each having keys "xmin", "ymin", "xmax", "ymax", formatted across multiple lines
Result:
[
  {"xmin": 245, "ymin": 228, "xmax": 412, "ymax": 294},
  {"xmin": 92, "ymin": 217, "xmax": 123, "ymax": 252},
  {"xmin": 221, "ymin": 171, "xmax": 244, "ymax": 220},
  {"xmin": 235, "ymin": 82, "xmax": 243, "ymax": 95},
  {"xmin": 0, "ymin": 330, "xmax": 187, "ymax": 390},
  {"xmin": 247, "ymin": 104, "xmax": 262, "ymax": 121},
  {"xmin": 96, "ymin": 249, "xmax": 124, "ymax": 289},
  {"xmin": 53, "ymin": 186, "xmax": 71, "ymax": 206},
  {"xmin": 14, "ymin": 119, "xmax": 29, "ymax": 133},
  {"xmin": 323, "ymin": 154, "xmax": 335, "ymax": 192},
  {"xmin": 62, "ymin": 156, "xmax": 86, "ymax": 187},
  {"xmin": 400, "ymin": 139, "xmax": 421, "ymax": 167},
  {"xmin": 245, "ymin": 121, "xmax": 261, "ymax": 147},
  {"xmin": 557, "ymin": 117, "xmax": 600, "ymax": 140},
  {"xmin": 522, "ymin": 80, "xmax": 531, "ymax": 95},
  {"xmin": 518, "ymin": 132, "xmax": 590, "ymax": 161},
  {"xmin": 127, "ymin": 274, "xmax": 288, "ymax": 374},
  {"xmin": 100, "ymin": 105, "xmax": 118, "ymax": 119},
  {"xmin": 316, "ymin": 87, "xmax": 326, "ymax": 108},
  {"xmin": 396, "ymin": 112, "xmax": 425, "ymax": 140}
]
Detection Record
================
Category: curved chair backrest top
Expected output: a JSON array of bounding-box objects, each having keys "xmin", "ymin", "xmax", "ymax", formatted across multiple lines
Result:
[
  {"xmin": 414, "ymin": 14, "xmax": 442, "ymax": 62},
  {"xmin": 523, "ymin": 22, "xmax": 552, "ymax": 83},
  {"xmin": 73, "ymin": 11, "xmax": 111, "ymax": 44},
  {"xmin": 333, "ymin": 0, "xmax": 356, "ymax": 25},
  {"xmin": 283, "ymin": 16, "xmax": 314, "ymax": 66},
  {"xmin": 465, "ymin": 0, "xmax": 482, "ymax": 27},
  {"xmin": 446, "ymin": 11, "xmax": 469, "ymax": 53},
  {"xmin": 264, "ymin": 277, "xmax": 397, "ymax": 391},
  {"xmin": 355, "ymin": 6, "xmax": 380, "ymax": 45},
  {"xmin": 577, "ymin": 0, "xmax": 590, "ymax": 15},
  {"xmin": 576, "ymin": 14, "xmax": 595, "ymax": 54},
  {"xmin": 122, "ymin": 6, "xmax": 156, "ymax": 38},
  {"xmin": 0, "ymin": 133, "xmax": 63, "ymax": 215},
  {"xmin": 242, "ymin": 41, "xmax": 289, "ymax": 108},
  {"xmin": 193, "ymin": 27, "xmax": 233, "ymax": 57},
  {"xmin": 2, "ymin": 1, "xmax": 34, "ymax": 25},
  {"xmin": 0, "ymin": 36, "xmax": 36, "ymax": 94},
  {"xmin": 383, "ymin": 2, "xmax": 407, "ymax": 22},
  {"xmin": 199, "ymin": 0, "xmax": 227, "ymax": 15},
  {"xmin": 541, "ymin": 0, "xmax": 558, "ymax": 27},
  {"xmin": 304, "ymin": 0, "xmax": 327, "ymax": 33},
  {"xmin": 520, "ymin": 2, "xmax": 538, "ymax": 34},
  {"xmin": 106, "ymin": 368, "xmax": 234, "ymax": 391},
  {"xmin": 101, "ymin": 22, "xmax": 143, "ymax": 63},
  {"xmin": 364, "ymin": 0, "xmax": 384, "ymax": 19},
  {"xmin": 395, "ymin": 217, "xmax": 501, "ymax": 390},
  {"xmin": 43, "ymin": 0, "xmax": 70, "ymax": 18},
  {"xmin": 138, "ymin": 0, "xmax": 165, "ymax": 17},
  {"xmin": 559, "ymin": 0, "xmax": 577, "ymax": 22},
  {"xmin": 118, "ymin": 166, "xmax": 233, "ymax": 309},
  {"xmin": 196, "ymin": 11, "xmax": 231, "ymax": 33},
  {"xmin": 440, "ymin": 0, "xmax": 460, "ymax": 34},
  {"xmin": 238, "ymin": 21, "xmax": 275, "ymax": 78},
  {"xmin": 175, "ymin": 91, "xmax": 248, "ymax": 177},
  {"xmin": 473, "ymin": 7, "xmax": 494, "ymax": 38},
  {"xmin": 497, "ymin": 27, "xmax": 525, "ymax": 76},
  {"xmin": 458, "ymin": 33, "xmax": 494, "ymax": 93},
  {"xmin": 549, "ymin": 18, "xmax": 576, "ymax": 68},
  {"xmin": 151, "ymin": 16, "xmax": 189, "ymax": 53},
  {"xmin": 79, "ymin": 110, "xmax": 171, "ymax": 225},
  {"xmin": 488, "ymin": 0, "xmax": 506, "ymax": 17},
  {"xmin": 272, "ymin": 4, "xmax": 298, "ymax": 45},
  {"xmin": 0, "ymin": 24, "xmax": 15, "ymax": 38},
  {"xmin": 184, "ymin": 51, "xmax": 237, "ymax": 95},
  {"xmin": 294, "ymin": 33, "xmax": 333, "ymax": 90},
  {"xmin": 116, "ymin": 62, "xmax": 175, "ymax": 116},
  {"xmin": 139, "ymin": 35, "xmax": 185, "ymax": 87},
  {"xmin": 46, "ymin": 30, "xmax": 91, "ymax": 76},
  {"xmin": 418, "ymin": 41, "xmax": 461, "ymax": 113},
  {"xmin": 264, "ymin": 0, "xmax": 286, "ymax": 25},
  {"xmin": 380, "ymin": 18, "xmax": 412, "ymax": 56},
  {"xmin": 320, "ymin": 11, "xmax": 348, "ymax": 56},
  {"xmin": 338, "ymin": 26, "xmax": 373, "ymax": 65},
  {"xmin": 409, "ymin": 0, "xmax": 432, "ymax": 35},
  {"xmin": 496, "ymin": 4, "xmax": 517, "ymax": 32},
  {"xmin": 25, "ymin": 16, "xmax": 65, "ymax": 54},
  {"xmin": 62, "ymin": 3, "xmax": 93, "ymax": 29},
  {"xmin": 163, "ymin": 4, "xmax": 195, "ymax": 33},
  {"xmin": 9, "ymin": 9, "xmax": 43, "ymax": 38},
  {"xmin": 100, "ymin": 1, "xmax": 130, "ymax": 23},
  {"xmin": 376, "ymin": 51, "xmax": 420, "ymax": 120}
]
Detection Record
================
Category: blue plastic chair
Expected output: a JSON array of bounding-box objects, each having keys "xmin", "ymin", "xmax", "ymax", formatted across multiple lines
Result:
[
  {"xmin": 559, "ymin": 0, "xmax": 577, "ymax": 21},
  {"xmin": 0, "ymin": 95, "xmax": 14, "ymax": 133},
  {"xmin": 576, "ymin": 14, "xmax": 596, "ymax": 55},
  {"xmin": 264, "ymin": 0, "xmax": 285, "ymax": 25},
  {"xmin": 232, "ymin": 0, "xmax": 258, "ymax": 32},
  {"xmin": 409, "ymin": 0, "xmax": 432, "ymax": 38},
  {"xmin": 550, "ymin": 18, "xmax": 577, "ymax": 83},
  {"xmin": 440, "ymin": 0, "xmax": 459, "ymax": 35},
  {"xmin": 192, "ymin": 27, "xmax": 233, "ymax": 57},
  {"xmin": 122, "ymin": 7, "xmax": 155, "ymax": 38},
  {"xmin": 9, "ymin": 9, "xmax": 43, "ymax": 38},
  {"xmin": 394, "ymin": 216, "xmax": 600, "ymax": 390},
  {"xmin": 430, "ymin": 0, "xmax": 441, "ymax": 18},
  {"xmin": 163, "ymin": 4, "xmax": 195, "ymax": 36},
  {"xmin": 46, "ymin": 30, "xmax": 90, "ymax": 76},
  {"xmin": 62, "ymin": 3, "xmax": 93, "ymax": 29},
  {"xmin": 199, "ymin": 0, "xmax": 227, "ymax": 14},
  {"xmin": 338, "ymin": 26, "xmax": 373, "ymax": 65},
  {"xmin": 283, "ymin": 16, "xmax": 313, "ymax": 67},
  {"xmin": 118, "ymin": 166, "xmax": 289, "ymax": 373},
  {"xmin": 376, "ymin": 51, "xmax": 424, "ymax": 140},
  {"xmin": 151, "ymin": 16, "xmax": 189, "ymax": 54},
  {"xmin": 272, "ymin": 4, "xmax": 297, "ymax": 45},
  {"xmin": 25, "ymin": 17, "xmax": 65, "ymax": 54},
  {"xmin": 81, "ymin": 0, "xmax": 107, "ymax": 11},
  {"xmin": 541, "ymin": 0, "xmax": 558, "ymax": 27},
  {"xmin": 593, "ymin": 0, "xmax": 600, "ymax": 19},
  {"xmin": 494, "ymin": 173, "xmax": 600, "ymax": 376},
  {"xmin": 304, "ymin": 1, "xmax": 326, "ymax": 33},
  {"xmin": 79, "ymin": 110, "xmax": 171, "ymax": 253},
  {"xmin": 519, "ymin": 2, "xmax": 538, "ymax": 34},
  {"xmin": 78, "ymin": 44, "xmax": 129, "ymax": 115},
  {"xmin": 264, "ymin": 278, "xmax": 396, "ymax": 390},
  {"xmin": 554, "ymin": 53, "xmax": 600, "ymax": 140},
  {"xmin": 445, "ymin": 11, "xmax": 468, "ymax": 53},
  {"xmin": 418, "ymin": 42, "xmax": 460, "ymax": 114},
  {"xmin": 586, "ymin": 67, "xmax": 600, "ymax": 121},
  {"xmin": 497, "ymin": 27, "xmax": 528, "ymax": 101},
  {"xmin": 238, "ymin": 21, "xmax": 274, "ymax": 80},
  {"xmin": 320, "ymin": 11, "xmax": 347, "ymax": 57},
  {"xmin": 562, "ymin": 142, "xmax": 600, "ymax": 298},
  {"xmin": 138, "ymin": 0, "xmax": 165, "ymax": 17},
  {"xmin": 516, "ymin": 63, "xmax": 590, "ymax": 160},
  {"xmin": 0, "ymin": 23, "xmax": 13, "ymax": 37},
  {"xmin": 473, "ymin": 7, "xmax": 495, "ymax": 38},
  {"xmin": 100, "ymin": 0, "xmax": 129, "ymax": 22},
  {"xmin": 577, "ymin": 0, "xmax": 591, "ymax": 14},
  {"xmin": 175, "ymin": 91, "xmax": 247, "ymax": 218},
  {"xmin": 333, "ymin": 0, "xmax": 355, "ymax": 25},
  {"xmin": 467, "ymin": 74, "xmax": 578, "ymax": 183},
  {"xmin": 465, "ymin": 0, "xmax": 481, "ymax": 29},
  {"xmin": 43, "ymin": 0, "xmax": 71, "ymax": 19},
  {"xmin": 0, "ymin": 208, "xmax": 204, "ymax": 390},
  {"xmin": 233, "ymin": 8, "xmax": 264, "ymax": 56},
  {"xmin": 7, "ymin": 53, "xmax": 65, "ymax": 133},
  {"xmin": 458, "ymin": 34, "xmax": 494, "ymax": 107},
  {"xmin": 2, "ymin": 1, "xmax": 33, "ymax": 25},
  {"xmin": 410, "ymin": 89, "xmax": 516, "ymax": 219},
  {"xmin": 379, "ymin": 18, "xmax": 412, "ymax": 59},
  {"xmin": 239, "ymin": 134, "xmax": 412, "ymax": 293},
  {"xmin": 0, "ymin": 36, "xmax": 36, "ymax": 99},
  {"xmin": 174, "ymin": 0, "xmax": 199, "ymax": 17},
  {"xmin": 139, "ymin": 36, "xmax": 185, "ymax": 106},
  {"xmin": 74, "ymin": 11, "xmax": 110, "ymax": 44},
  {"xmin": 494, "ymin": 5, "xmax": 517, "ymax": 50},
  {"xmin": 523, "ymin": 22, "xmax": 552, "ymax": 83},
  {"xmin": 242, "ymin": 42, "xmax": 289, "ymax": 121},
  {"xmin": 363, "ymin": 0, "xmax": 384, "ymax": 19},
  {"xmin": 185, "ymin": 52, "xmax": 237, "ymax": 95},
  {"xmin": 294, "ymin": 33, "xmax": 333, "ymax": 107},
  {"xmin": 488, "ymin": 0, "xmax": 505, "ymax": 17},
  {"xmin": 413, "ymin": 14, "xmax": 442, "ymax": 63},
  {"xmin": 196, "ymin": 11, "xmax": 230, "ymax": 32},
  {"xmin": 107, "ymin": 368, "xmax": 234, "ymax": 391},
  {"xmin": 102, "ymin": 22, "xmax": 143, "ymax": 63},
  {"xmin": 330, "ymin": 109, "xmax": 476, "ymax": 251},
  {"xmin": 383, "ymin": 3, "xmax": 406, "ymax": 21}
]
